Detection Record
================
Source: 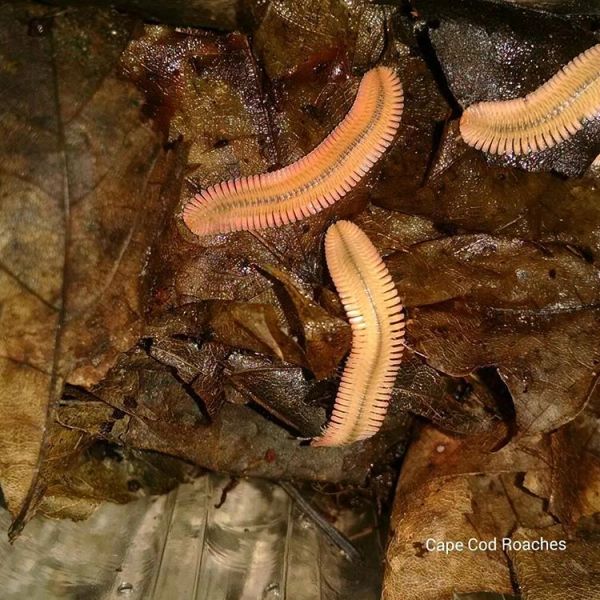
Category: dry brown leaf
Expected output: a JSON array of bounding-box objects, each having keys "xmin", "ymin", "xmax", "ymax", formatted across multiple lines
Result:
[
  {"xmin": 258, "ymin": 263, "xmax": 351, "ymax": 378},
  {"xmin": 206, "ymin": 300, "xmax": 315, "ymax": 369},
  {"xmin": 86, "ymin": 348, "xmax": 412, "ymax": 484},
  {"xmin": 369, "ymin": 33, "xmax": 451, "ymax": 212},
  {"xmin": 383, "ymin": 475, "xmax": 513, "ymax": 600},
  {"xmin": 509, "ymin": 526, "xmax": 600, "ymax": 600},
  {"xmin": 388, "ymin": 235, "xmax": 600, "ymax": 434},
  {"xmin": 383, "ymin": 427, "xmax": 521, "ymax": 599},
  {"xmin": 393, "ymin": 424, "xmax": 551, "ymax": 495},
  {"xmin": 549, "ymin": 397, "xmax": 600, "ymax": 527},
  {"xmin": 0, "ymin": 4, "xmax": 170, "ymax": 531},
  {"xmin": 384, "ymin": 422, "xmax": 600, "ymax": 599}
]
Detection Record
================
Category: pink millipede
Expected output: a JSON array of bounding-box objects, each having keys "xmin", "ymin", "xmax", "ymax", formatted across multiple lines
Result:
[
  {"xmin": 312, "ymin": 220, "xmax": 406, "ymax": 447},
  {"xmin": 460, "ymin": 43, "xmax": 600, "ymax": 156},
  {"xmin": 183, "ymin": 66, "xmax": 404, "ymax": 236}
]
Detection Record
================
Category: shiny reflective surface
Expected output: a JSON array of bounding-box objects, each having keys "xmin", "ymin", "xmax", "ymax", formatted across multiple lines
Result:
[{"xmin": 0, "ymin": 475, "xmax": 382, "ymax": 599}]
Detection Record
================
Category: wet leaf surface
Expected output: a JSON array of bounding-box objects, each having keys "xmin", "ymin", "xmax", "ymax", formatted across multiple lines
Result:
[
  {"xmin": 223, "ymin": 351, "xmax": 328, "ymax": 436},
  {"xmin": 83, "ymin": 347, "xmax": 412, "ymax": 483},
  {"xmin": 147, "ymin": 337, "xmax": 230, "ymax": 417},
  {"xmin": 391, "ymin": 353, "xmax": 503, "ymax": 435},
  {"xmin": 498, "ymin": 0, "xmax": 600, "ymax": 13},
  {"xmin": 388, "ymin": 121, "xmax": 600, "ymax": 261},
  {"xmin": 28, "ymin": 0, "xmax": 252, "ymax": 30},
  {"xmin": 388, "ymin": 234, "xmax": 600, "ymax": 434},
  {"xmin": 417, "ymin": 0, "xmax": 600, "ymax": 175}
]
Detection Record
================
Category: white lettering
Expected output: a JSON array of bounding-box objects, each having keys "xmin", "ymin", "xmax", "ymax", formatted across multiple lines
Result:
[
  {"xmin": 424, "ymin": 539, "xmax": 465, "ymax": 553},
  {"xmin": 468, "ymin": 538, "xmax": 498, "ymax": 551},
  {"xmin": 425, "ymin": 538, "xmax": 436, "ymax": 552},
  {"xmin": 502, "ymin": 537, "xmax": 568, "ymax": 551}
]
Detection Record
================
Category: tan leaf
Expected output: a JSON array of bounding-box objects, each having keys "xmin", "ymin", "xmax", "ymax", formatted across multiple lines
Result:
[
  {"xmin": 383, "ymin": 476, "xmax": 513, "ymax": 600},
  {"xmin": 383, "ymin": 424, "xmax": 560, "ymax": 599},
  {"xmin": 509, "ymin": 526, "xmax": 600, "ymax": 600},
  {"xmin": 0, "ymin": 4, "xmax": 167, "ymax": 531}
]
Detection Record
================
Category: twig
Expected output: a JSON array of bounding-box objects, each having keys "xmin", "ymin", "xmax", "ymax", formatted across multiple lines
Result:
[{"xmin": 279, "ymin": 481, "xmax": 362, "ymax": 563}]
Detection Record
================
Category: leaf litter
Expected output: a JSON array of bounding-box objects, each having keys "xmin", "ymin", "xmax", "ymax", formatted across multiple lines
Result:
[{"xmin": 0, "ymin": 0, "xmax": 599, "ymax": 596}]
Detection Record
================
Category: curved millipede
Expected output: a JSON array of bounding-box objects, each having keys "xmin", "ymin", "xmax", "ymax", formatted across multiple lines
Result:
[
  {"xmin": 460, "ymin": 43, "xmax": 600, "ymax": 155},
  {"xmin": 183, "ymin": 66, "xmax": 403, "ymax": 236},
  {"xmin": 312, "ymin": 220, "xmax": 405, "ymax": 447}
]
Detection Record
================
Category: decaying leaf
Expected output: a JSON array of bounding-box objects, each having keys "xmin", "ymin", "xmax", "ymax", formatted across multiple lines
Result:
[
  {"xmin": 419, "ymin": 0, "xmax": 600, "ymax": 175},
  {"xmin": 395, "ymin": 122, "xmax": 600, "ymax": 262},
  {"xmin": 0, "ymin": 3, "xmax": 170, "ymax": 531},
  {"xmin": 384, "ymin": 421, "xmax": 600, "ymax": 600},
  {"xmin": 38, "ymin": 435, "xmax": 194, "ymax": 520},
  {"xmin": 388, "ymin": 235, "xmax": 600, "ymax": 434},
  {"xmin": 1, "ymin": 11, "xmax": 598, "ymax": 600},
  {"xmin": 82, "ymin": 347, "xmax": 412, "ymax": 484}
]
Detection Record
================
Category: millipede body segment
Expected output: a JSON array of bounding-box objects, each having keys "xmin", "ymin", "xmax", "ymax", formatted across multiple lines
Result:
[
  {"xmin": 460, "ymin": 43, "xmax": 600, "ymax": 155},
  {"xmin": 312, "ymin": 220, "xmax": 405, "ymax": 447},
  {"xmin": 182, "ymin": 66, "xmax": 403, "ymax": 236}
]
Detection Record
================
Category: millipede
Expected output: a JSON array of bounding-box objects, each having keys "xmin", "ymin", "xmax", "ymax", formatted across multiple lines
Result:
[
  {"xmin": 460, "ymin": 43, "xmax": 600, "ymax": 156},
  {"xmin": 183, "ymin": 66, "xmax": 403, "ymax": 236},
  {"xmin": 312, "ymin": 220, "xmax": 405, "ymax": 447}
]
